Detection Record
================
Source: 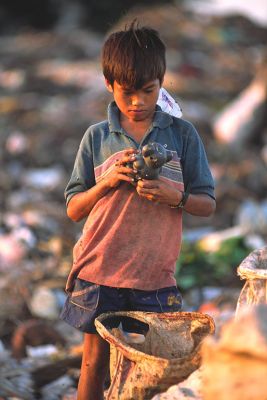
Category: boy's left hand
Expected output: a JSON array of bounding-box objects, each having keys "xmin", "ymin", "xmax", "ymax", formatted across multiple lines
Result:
[{"xmin": 136, "ymin": 178, "xmax": 181, "ymax": 206}]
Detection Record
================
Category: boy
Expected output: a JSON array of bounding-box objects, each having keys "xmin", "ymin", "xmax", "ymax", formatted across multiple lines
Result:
[{"xmin": 61, "ymin": 22, "xmax": 215, "ymax": 400}]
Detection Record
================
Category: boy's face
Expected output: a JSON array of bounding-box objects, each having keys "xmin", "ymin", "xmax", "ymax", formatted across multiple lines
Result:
[{"xmin": 106, "ymin": 79, "xmax": 161, "ymax": 122}]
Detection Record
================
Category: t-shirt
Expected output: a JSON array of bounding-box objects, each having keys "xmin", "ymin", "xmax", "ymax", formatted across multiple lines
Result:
[{"xmin": 64, "ymin": 102, "xmax": 215, "ymax": 292}]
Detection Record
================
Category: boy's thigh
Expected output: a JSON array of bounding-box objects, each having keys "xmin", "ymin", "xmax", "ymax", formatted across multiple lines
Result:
[
  {"xmin": 60, "ymin": 278, "xmax": 127, "ymax": 334},
  {"xmin": 129, "ymin": 286, "xmax": 183, "ymax": 313}
]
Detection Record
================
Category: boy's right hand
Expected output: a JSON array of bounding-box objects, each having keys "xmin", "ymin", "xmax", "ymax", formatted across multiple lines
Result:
[
  {"xmin": 67, "ymin": 148, "xmax": 137, "ymax": 222},
  {"xmin": 103, "ymin": 148, "xmax": 137, "ymax": 188}
]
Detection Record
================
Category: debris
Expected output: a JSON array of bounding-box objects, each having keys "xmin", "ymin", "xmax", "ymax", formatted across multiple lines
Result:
[
  {"xmin": 0, "ymin": 343, "xmax": 34, "ymax": 400},
  {"xmin": 152, "ymin": 304, "xmax": 267, "ymax": 400},
  {"xmin": 236, "ymin": 246, "xmax": 267, "ymax": 315},
  {"xmin": 22, "ymin": 166, "xmax": 66, "ymax": 191},
  {"xmin": 0, "ymin": 3, "xmax": 266, "ymax": 398},
  {"xmin": 11, "ymin": 319, "xmax": 66, "ymax": 360},
  {"xmin": 202, "ymin": 304, "xmax": 267, "ymax": 400},
  {"xmin": 198, "ymin": 199, "xmax": 267, "ymax": 252},
  {"xmin": 151, "ymin": 367, "xmax": 203, "ymax": 399},
  {"xmin": 213, "ymin": 65, "xmax": 267, "ymax": 147},
  {"xmin": 0, "ymin": 233, "xmax": 27, "ymax": 269},
  {"xmin": 5, "ymin": 130, "xmax": 29, "ymax": 155},
  {"xmin": 40, "ymin": 375, "xmax": 74, "ymax": 400},
  {"xmin": 157, "ymin": 88, "xmax": 182, "ymax": 118},
  {"xmin": 29, "ymin": 286, "xmax": 66, "ymax": 320},
  {"xmin": 31, "ymin": 353, "xmax": 81, "ymax": 388}
]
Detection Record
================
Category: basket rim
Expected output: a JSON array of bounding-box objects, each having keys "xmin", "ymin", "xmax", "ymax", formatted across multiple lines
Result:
[{"xmin": 95, "ymin": 311, "xmax": 215, "ymax": 363}]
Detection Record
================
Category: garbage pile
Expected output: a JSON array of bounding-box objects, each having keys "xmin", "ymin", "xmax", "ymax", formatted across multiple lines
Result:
[
  {"xmin": 151, "ymin": 304, "xmax": 267, "ymax": 400},
  {"xmin": 151, "ymin": 245, "xmax": 267, "ymax": 399},
  {"xmin": 0, "ymin": 2, "xmax": 267, "ymax": 398}
]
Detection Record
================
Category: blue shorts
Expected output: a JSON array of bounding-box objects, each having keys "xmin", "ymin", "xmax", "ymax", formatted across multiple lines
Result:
[{"xmin": 60, "ymin": 278, "xmax": 183, "ymax": 334}]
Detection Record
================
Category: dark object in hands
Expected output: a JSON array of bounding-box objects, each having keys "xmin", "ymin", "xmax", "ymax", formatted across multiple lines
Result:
[{"xmin": 130, "ymin": 142, "xmax": 173, "ymax": 181}]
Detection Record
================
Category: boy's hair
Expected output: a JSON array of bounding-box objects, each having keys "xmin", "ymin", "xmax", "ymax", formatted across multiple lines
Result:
[{"xmin": 102, "ymin": 21, "xmax": 166, "ymax": 89}]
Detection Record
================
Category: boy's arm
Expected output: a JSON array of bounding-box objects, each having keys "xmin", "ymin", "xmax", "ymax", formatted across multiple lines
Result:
[
  {"xmin": 136, "ymin": 179, "xmax": 215, "ymax": 217},
  {"xmin": 179, "ymin": 192, "xmax": 215, "ymax": 216},
  {"xmin": 67, "ymin": 149, "xmax": 136, "ymax": 222}
]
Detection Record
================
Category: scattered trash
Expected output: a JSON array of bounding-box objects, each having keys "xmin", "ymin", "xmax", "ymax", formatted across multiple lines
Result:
[
  {"xmin": 40, "ymin": 375, "xmax": 74, "ymax": 400},
  {"xmin": 0, "ymin": 343, "xmax": 35, "ymax": 400},
  {"xmin": 213, "ymin": 65, "xmax": 267, "ymax": 147},
  {"xmin": 11, "ymin": 319, "xmax": 66, "ymax": 359},
  {"xmin": 22, "ymin": 166, "xmax": 66, "ymax": 191},
  {"xmin": 198, "ymin": 199, "xmax": 267, "ymax": 252},
  {"xmin": 236, "ymin": 245, "xmax": 267, "ymax": 315},
  {"xmin": 157, "ymin": 87, "xmax": 183, "ymax": 118},
  {"xmin": 29, "ymin": 286, "xmax": 66, "ymax": 320},
  {"xmin": 151, "ymin": 367, "xmax": 203, "ymax": 399},
  {"xmin": 5, "ymin": 130, "xmax": 29, "ymax": 154},
  {"xmin": 202, "ymin": 304, "xmax": 267, "ymax": 400},
  {"xmin": 26, "ymin": 344, "xmax": 58, "ymax": 358},
  {"xmin": 0, "ymin": 3, "xmax": 266, "ymax": 398}
]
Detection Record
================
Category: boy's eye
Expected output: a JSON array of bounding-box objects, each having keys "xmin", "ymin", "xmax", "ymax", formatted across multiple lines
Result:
[{"xmin": 122, "ymin": 87, "xmax": 155, "ymax": 95}]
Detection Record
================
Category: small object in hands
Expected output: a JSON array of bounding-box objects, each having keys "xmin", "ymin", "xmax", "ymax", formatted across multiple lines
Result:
[{"xmin": 128, "ymin": 142, "xmax": 173, "ymax": 181}]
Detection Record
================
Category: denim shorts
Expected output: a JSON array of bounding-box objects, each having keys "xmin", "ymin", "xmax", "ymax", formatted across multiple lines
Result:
[{"xmin": 60, "ymin": 278, "xmax": 183, "ymax": 334}]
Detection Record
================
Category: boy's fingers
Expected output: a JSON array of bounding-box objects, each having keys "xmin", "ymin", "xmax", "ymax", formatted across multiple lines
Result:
[
  {"xmin": 124, "ymin": 148, "xmax": 137, "ymax": 155},
  {"xmin": 115, "ymin": 154, "xmax": 136, "ymax": 166},
  {"xmin": 120, "ymin": 148, "xmax": 137, "ymax": 159},
  {"xmin": 115, "ymin": 165, "xmax": 134, "ymax": 174},
  {"xmin": 137, "ymin": 180, "xmax": 159, "ymax": 189},
  {"xmin": 137, "ymin": 186, "xmax": 158, "ymax": 196},
  {"xmin": 118, "ymin": 174, "xmax": 135, "ymax": 183}
]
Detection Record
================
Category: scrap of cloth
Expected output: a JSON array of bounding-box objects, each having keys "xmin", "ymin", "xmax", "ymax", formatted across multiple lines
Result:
[{"xmin": 157, "ymin": 88, "xmax": 183, "ymax": 118}]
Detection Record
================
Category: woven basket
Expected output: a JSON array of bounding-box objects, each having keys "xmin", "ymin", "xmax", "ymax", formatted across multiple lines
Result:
[{"xmin": 95, "ymin": 311, "xmax": 215, "ymax": 400}]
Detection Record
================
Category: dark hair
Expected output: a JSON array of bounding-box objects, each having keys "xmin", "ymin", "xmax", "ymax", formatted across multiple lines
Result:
[{"xmin": 102, "ymin": 21, "xmax": 166, "ymax": 89}]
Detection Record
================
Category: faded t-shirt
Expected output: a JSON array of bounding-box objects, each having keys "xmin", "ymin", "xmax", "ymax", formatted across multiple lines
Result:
[{"xmin": 64, "ymin": 102, "xmax": 215, "ymax": 292}]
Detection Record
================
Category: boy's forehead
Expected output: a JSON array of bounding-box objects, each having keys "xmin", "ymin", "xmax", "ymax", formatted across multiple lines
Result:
[{"xmin": 116, "ymin": 79, "xmax": 160, "ymax": 90}]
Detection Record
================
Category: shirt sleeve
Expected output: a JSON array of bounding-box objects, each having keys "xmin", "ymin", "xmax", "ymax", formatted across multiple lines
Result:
[
  {"xmin": 64, "ymin": 130, "xmax": 96, "ymax": 205},
  {"xmin": 181, "ymin": 123, "xmax": 215, "ymax": 199}
]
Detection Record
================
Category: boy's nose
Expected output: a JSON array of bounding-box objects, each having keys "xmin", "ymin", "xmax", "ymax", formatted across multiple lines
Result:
[{"xmin": 131, "ymin": 95, "xmax": 145, "ymax": 106}]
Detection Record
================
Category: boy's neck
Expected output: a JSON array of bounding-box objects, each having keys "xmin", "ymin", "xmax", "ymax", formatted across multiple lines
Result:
[{"xmin": 120, "ymin": 114, "xmax": 153, "ymax": 143}]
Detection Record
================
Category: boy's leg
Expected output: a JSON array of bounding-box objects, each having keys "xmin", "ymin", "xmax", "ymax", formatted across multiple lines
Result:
[{"xmin": 77, "ymin": 332, "xmax": 110, "ymax": 400}]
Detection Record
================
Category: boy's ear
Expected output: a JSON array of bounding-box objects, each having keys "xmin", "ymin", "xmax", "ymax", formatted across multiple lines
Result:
[{"xmin": 105, "ymin": 79, "xmax": 113, "ymax": 93}]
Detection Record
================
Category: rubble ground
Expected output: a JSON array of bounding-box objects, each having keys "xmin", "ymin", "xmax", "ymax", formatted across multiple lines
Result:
[{"xmin": 0, "ymin": 3, "xmax": 266, "ymax": 399}]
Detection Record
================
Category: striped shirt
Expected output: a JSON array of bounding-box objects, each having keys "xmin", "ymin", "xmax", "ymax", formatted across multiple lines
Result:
[{"xmin": 64, "ymin": 102, "xmax": 214, "ymax": 292}]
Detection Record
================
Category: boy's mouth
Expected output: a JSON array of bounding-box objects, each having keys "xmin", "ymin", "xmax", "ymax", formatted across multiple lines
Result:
[{"xmin": 129, "ymin": 109, "xmax": 146, "ymax": 113}]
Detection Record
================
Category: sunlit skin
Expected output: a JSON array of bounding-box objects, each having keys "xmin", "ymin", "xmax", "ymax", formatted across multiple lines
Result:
[{"xmin": 106, "ymin": 79, "xmax": 161, "ymax": 141}]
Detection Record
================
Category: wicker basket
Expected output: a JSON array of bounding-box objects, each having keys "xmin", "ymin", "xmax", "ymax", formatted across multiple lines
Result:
[{"xmin": 95, "ymin": 311, "xmax": 215, "ymax": 400}]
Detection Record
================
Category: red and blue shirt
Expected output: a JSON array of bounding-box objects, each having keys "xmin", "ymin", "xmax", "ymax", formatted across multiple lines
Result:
[{"xmin": 65, "ymin": 102, "xmax": 215, "ymax": 292}]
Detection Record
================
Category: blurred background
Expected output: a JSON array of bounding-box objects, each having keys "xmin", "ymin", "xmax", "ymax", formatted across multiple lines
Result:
[{"xmin": 0, "ymin": 0, "xmax": 266, "ymax": 397}]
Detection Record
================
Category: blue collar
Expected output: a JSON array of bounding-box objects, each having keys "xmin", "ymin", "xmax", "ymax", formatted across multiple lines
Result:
[{"xmin": 107, "ymin": 101, "xmax": 173, "ymax": 134}]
